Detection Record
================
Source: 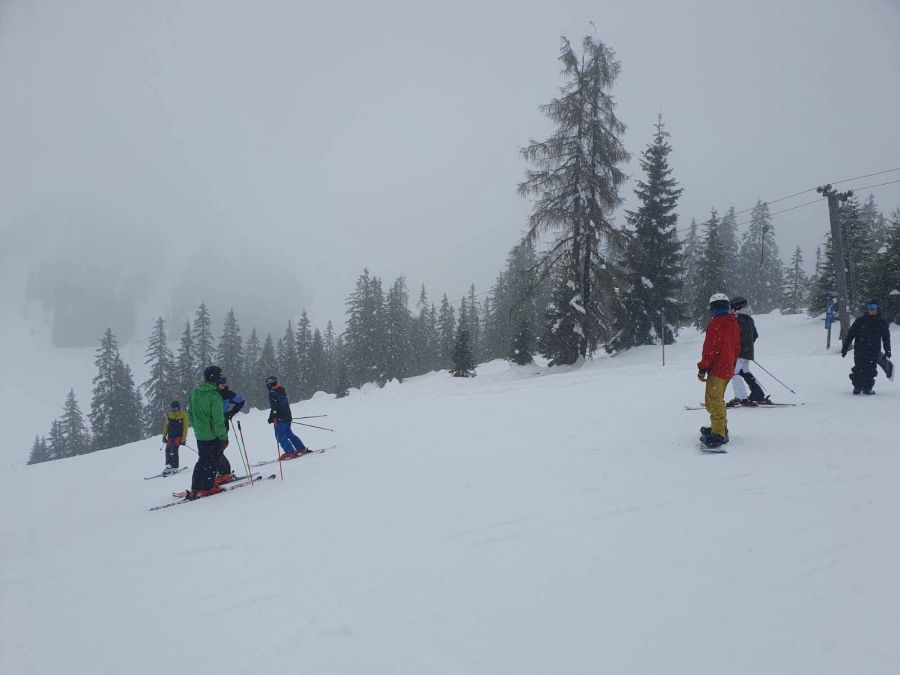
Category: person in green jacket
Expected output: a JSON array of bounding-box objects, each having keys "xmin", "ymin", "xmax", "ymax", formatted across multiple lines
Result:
[{"xmin": 186, "ymin": 365, "xmax": 230, "ymax": 498}]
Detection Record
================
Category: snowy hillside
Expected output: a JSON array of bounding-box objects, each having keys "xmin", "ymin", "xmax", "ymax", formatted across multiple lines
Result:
[{"xmin": 2, "ymin": 312, "xmax": 898, "ymax": 674}]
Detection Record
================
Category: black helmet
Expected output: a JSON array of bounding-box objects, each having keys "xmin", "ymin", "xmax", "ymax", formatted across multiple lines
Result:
[
  {"xmin": 204, "ymin": 365, "xmax": 223, "ymax": 384},
  {"xmin": 170, "ymin": 400, "xmax": 181, "ymax": 411},
  {"xmin": 730, "ymin": 296, "xmax": 748, "ymax": 311},
  {"xmin": 265, "ymin": 375, "xmax": 278, "ymax": 388}
]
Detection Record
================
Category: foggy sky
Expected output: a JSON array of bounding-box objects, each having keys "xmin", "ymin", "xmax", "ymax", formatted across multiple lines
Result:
[{"xmin": 1, "ymin": 0, "xmax": 899, "ymax": 340}]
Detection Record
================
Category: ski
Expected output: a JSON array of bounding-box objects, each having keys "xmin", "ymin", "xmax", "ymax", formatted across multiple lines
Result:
[
  {"xmin": 700, "ymin": 445, "xmax": 727, "ymax": 454},
  {"xmin": 150, "ymin": 474, "xmax": 277, "ymax": 511},
  {"xmin": 685, "ymin": 402, "xmax": 803, "ymax": 411},
  {"xmin": 144, "ymin": 467, "xmax": 188, "ymax": 480},
  {"xmin": 251, "ymin": 445, "xmax": 335, "ymax": 468},
  {"xmin": 171, "ymin": 472, "xmax": 260, "ymax": 497}
]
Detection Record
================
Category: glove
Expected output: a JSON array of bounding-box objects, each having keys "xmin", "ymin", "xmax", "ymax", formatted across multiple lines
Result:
[
  {"xmin": 162, "ymin": 437, "xmax": 166, "ymax": 443},
  {"xmin": 841, "ymin": 350, "xmax": 847, "ymax": 358},
  {"xmin": 267, "ymin": 412, "xmax": 275, "ymax": 424},
  {"xmin": 220, "ymin": 438, "xmax": 229, "ymax": 451},
  {"xmin": 886, "ymin": 352, "xmax": 892, "ymax": 359},
  {"xmin": 697, "ymin": 369, "xmax": 708, "ymax": 382}
]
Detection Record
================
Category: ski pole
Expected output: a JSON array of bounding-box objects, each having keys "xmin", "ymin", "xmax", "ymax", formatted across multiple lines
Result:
[
  {"xmin": 291, "ymin": 421, "xmax": 334, "ymax": 432},
  {"xmin": 183, "ymin": 443, "xmax": 200, "ymax": 455},
  {"xmin": 275, "ymin": 440, "xmax": 284, "ymax": 481},
  {"xmin": 233, "ymin": 421, "xmax": 253, "ymax": 485},
  {"xmin": 751, "ymin": 360, "xmax": 797, "ymax": 395},
  {"xmin": 292, "ymin": 415, "xmax": 328, "ymax": 420}
]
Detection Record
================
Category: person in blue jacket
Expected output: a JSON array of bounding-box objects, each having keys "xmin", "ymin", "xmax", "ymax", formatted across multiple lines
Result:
[
  {"xmin": 265, "ymin": 375, "xmax": 308, "ymax": 459},
  {"xmin": 216, "ymin": 375, "xmax": 246, "ymax": 479}
]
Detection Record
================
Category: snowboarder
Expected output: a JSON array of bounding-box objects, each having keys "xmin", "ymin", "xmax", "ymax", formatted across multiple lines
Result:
[
  {"xmin": 697, "ymin": 293, "xmax": 741, "ymax": 449},
  {"xmin": 215, "ymin": 375, "xmax": 246, "ymax": 482},
  {"xmin": 186, "ymin": 365, "xmax": 229, "ymax": 499},
  {"xmin": 841, "ymin": 299, "xmax": 892, "ymax": 395},
  {"xmin": 265, "ymin": 375, "xmax": 309, "ymax": 459},
  {"xmin": 726, "ymin": 296, "xmax": 767, "ymax": 407},
  {"xmin": 161, "ymin": 400, "xmax": 190, "ymax": 475}
]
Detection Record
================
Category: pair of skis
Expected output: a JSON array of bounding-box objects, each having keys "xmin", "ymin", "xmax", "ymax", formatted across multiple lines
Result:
[
  {"xmin": 251, "ymin": 445, "xmax": 335, "ymax": 468},
  {"xmin": 684, "ymin": 401, "xmax": 803, "ymax": 411},
  {"xmin": 143, "ymin": 466, "xmax": 188, "ymax": 480},
  {"xmin": 149, "ymin": 473, "xmax": 277, "ymax": 511}
]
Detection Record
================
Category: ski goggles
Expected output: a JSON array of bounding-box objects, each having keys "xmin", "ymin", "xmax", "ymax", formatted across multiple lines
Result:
[{"xmin": 867, "ymin": 302, "xmax": 880, "ymax": 310}]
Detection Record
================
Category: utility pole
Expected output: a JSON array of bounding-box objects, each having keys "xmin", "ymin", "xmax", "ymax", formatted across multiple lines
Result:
[{"xmin": 816, "ymin": 184, "xmax": 853, "ymax": 341}]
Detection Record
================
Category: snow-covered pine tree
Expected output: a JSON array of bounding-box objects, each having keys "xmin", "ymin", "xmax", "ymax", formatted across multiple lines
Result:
[
  {"xmin": 215, "ymin": 309, "xmax": 244, "ymax": 393},
  {"xmin": 277, "ymin": 322, "xmax": 301, "ymax": 398},
  {"xmin": 865, "ymin": 208, "xmax": 900, "ymax": 324},
  {"xmin": 427, "ymin": 302, "xmax": 440, "ymax": 371},
  {"xmin": 192, "ymin": 303, "xmax": 215, "ymax": 375},
  {"xmin": 58, "ymin": 389, "xmax": 91, "ymax": 457},
  {"xmin": 27, "ymin": 435, "xmax": 51, "ymax": 465},
  {"xmin": 47, "ymin": 420, "xmax": 66, "ymax": 462},
  {"xmin": 410, "ymin": 285, "xmax": 430, "ymax": 375},
  {"xmin": 305, "ymin": 329, "xmax": 327, "ymax": 395},
  {"xmin": 141, "ymin": 317, "xmax": 177, "ymax": 434},
  {"xmin": 450, "ymin": 325, "xmax": 476, "ymax": 377},
  {"xmin": 257, "ymin": 334, "xmax": 277, "ymax": 387},
  {"xmin": 679, "ymin": 218, "xmax": 701, "ymax": 307},
  {"xmin": 719, "ymin": 207, "xmax": 741, "ymax": 292},
  {"xmin": 519, "ymin": 35, "xmax": 630, "ymax": 360},
  {"xmin": 484, "ymin": 272, "xmax": 507, "ymax": 360},
  {"xmin": 616, "ymin": 114, "xmax": 684, "ymax": 349},
  {"xmin": 174, "ymin": 320, "xmax": 196, "ymax": 402},
  {"xmin": 509, "ymin": 319, "xmax": 535, "ymax": 365},
  {"xmin": 738, "ymin": 201, "xmax": 783, "ymax": 312},
  {"xmin": 243, "ymin": 328, "xmax": 263, "ymax": 408},
  {"xmin": 89, "ymin": 328, "xmax": 143, "ymax": 450},
  {"xmin": 540, "ymin": 272, "xmax": 583, "ymax": 365},
  {"xmin": 295, "ymin": 310, "xmax": 312, "ymax": 393},
  {"xmin": 335, "ymin": 359, "xmax": 351, "ymax": 398},
  {"xmin": 437, "ymin": 293, "xmax": 456, "ymax": 370},
  {"xmin": 383, "ymin": 277, "xmax": 413, "ymax": 382},
  {"xmin": 344, "ymin": 269, "xmax": 378, "ymax": 386},
  {"xmin": 807, "ymin": 234, "xmax": 835, "ymax": 317},
  {"xmin": 691, "ymin": 209, "xmax": 729, "ymax": 328},
  {"xmin": 323, "ymin": 321, "xmax": 337, "ymax": 394},
  {"xmin": 860, "ymin": 193, "xmax": 886, "ymax": 250},
  {"xmin": 782, "ymin": 246, "xmax": 808, "ymax": 315},
  {"xmin": 466, "ymin": 284, "xmax": 481, "ymax": 362},
  {"xmin": 840, "ymin": 195, "xmax": 876, "ymax": 313}
]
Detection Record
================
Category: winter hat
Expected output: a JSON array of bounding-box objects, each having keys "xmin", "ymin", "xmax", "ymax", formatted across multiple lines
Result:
[
  {"xmin": 709, "ymin": 292, "xmax": 730, "ymax": 315},
  {"xmin": 170, "ymin": 400, "xmax": 181, "ymax": 411},
  {"xmin": 203, "ymin": 365, "xmax": 223, "ymax": 384},
  {"xmin": 730, "ymin": 296, "xmax": 748, "ymax": 311}
]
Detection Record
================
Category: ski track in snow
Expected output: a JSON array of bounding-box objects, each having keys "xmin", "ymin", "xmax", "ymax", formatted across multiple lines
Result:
[{"xmin": 1, "ymin": 313, "xmax": 899, "ymax": 674}]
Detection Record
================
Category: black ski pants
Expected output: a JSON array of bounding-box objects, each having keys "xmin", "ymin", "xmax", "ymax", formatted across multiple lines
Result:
[
  {"xmin": 164, "ymin": 437, "xmax": 181, "ymax": 469},
  {"xmin": 192, "ymin": 440, "xmax": 221, "ymax": 491},
  {"xmin": 850, "ymin": 352, "xmax": 878, "ymax": 391},
  {"xmin": 217, "ymin": 447, "xmax": 231, "ymax": 476}
]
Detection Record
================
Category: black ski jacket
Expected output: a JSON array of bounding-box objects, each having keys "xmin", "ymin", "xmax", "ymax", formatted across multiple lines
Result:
[
  {"xmin": 844, "ymin": 313, "xmax": 891, "ymax": 357},
  {"xmin": 735, "ymin": 313, "xmax": 758, "ymax": 360}
]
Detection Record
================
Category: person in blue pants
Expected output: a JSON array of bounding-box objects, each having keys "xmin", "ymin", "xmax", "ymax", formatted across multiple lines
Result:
[{"xmin": 265, "ymin": 375, "xmax": 308, "ymax": 459}]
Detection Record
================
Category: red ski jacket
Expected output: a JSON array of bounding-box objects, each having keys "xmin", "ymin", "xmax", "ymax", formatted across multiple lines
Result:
[{"xmin": 698, "ymin": 313, "xmax": 741, "ymax": 380}]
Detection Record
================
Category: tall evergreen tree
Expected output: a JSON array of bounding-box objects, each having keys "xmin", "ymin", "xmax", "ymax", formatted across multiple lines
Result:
[
  {"xmin": 450, "ymin": 326, "xmax": 476, "ymax": 377},
  {"xmin": 47, "ymin": 419, "xmax": 66, "ymax": 462},
  {"xmin": 410, "ymin": 285, "xmax": 431, "ymax": 374},
  {"xmin": 306, "ymin": 329, "xmax": 328, "ymax": 395},
  {"xmin": 519, "ymin": 35, "xmax": 630, "ymax": 360},
  {"xmin": 59, "ymin": 389, "xmax": 91, "ymax": 457},
  {"xmin": 840, "ymin": 195, "xmax": 876, "ymax": 313},
  {"xmin": 540, "ymin": 271, "xmax": 583, "ymax": 365},
  {"xmin": 738, "ymin": 201, "xmax": 783, "ymax": 312},
  {"xmin": 679, "ymin": 218, "xmax": 701, "ymax": 307},
  {"xmin": 141, "ymin": 317, "xmax": 177, "ymax": 434},
  {"xmin": 192, "ymin": 302, "xmax": 215, "ymax": 374},
  {"xmin": 344, "ymin": 269, "xmax": 380, "ymax": 386},
  {"xmin": 277, "ymin": 322, "xmax": 301, "ymax": 397},
  {"xmin": 335, "ymin": 360, "xmax": 351, "ymax": 399},
  {"xmin": 782, "ymin": 246, "xmax": 808, "ymax": 315},
  {"xmin": 616, "ymin": 114, "xmax": 684, "ymax": 349},
  {"xmin": 243, "ymin": 328, "xmax": 263, "ymax": 409},
  {"xmin": 437, "ymin": 294, "xmax": 456, "ymax": 369},
  {"xmin": 383, "ymin": 277, "xmax": 413, "ymax": 382},
  {"xmin": 27, "ymin": 435, "xmax": 51, "ymax": 465},
  {"xmin": 295, "ymin": 310, "xmax": 312, "ymax": 393},
  {"xmin": 466, "ymin": 284, "xmax": 481, "ymax": 362},
  {"xmin": 691, "ymin": 209, "xmax": 729, "ymax": 328},
  {"xmin": 509, "ymin": 319, "xmax": 535, "ymax": 365},
  {"xmin": 89, "ymin": 328, "xmax": 142, "ymax": 450},
  {"xmin": 808, "ymin": 234, "xmax": 836, "ymax": 316},
  {"xmin": 258, "ymin": 334, "xmax": 277, "ymax": 386},
  {"xmin": 215, "ymin": 309, "xmax": 244, "ymax": 392},
  {"xmin": 323, "ymin": 321, "xmax": 337, "ymax": 394},
  {"xmin": 865, "ymin": 208, "xmax": 900, "ymax": 324},
  {"xmin": 174, "ymin": 320, "xmax": 196, "ymax": 402},
  {"xmin": 719, "ymin": 206, "xmax": 741, "ymax": 292}
]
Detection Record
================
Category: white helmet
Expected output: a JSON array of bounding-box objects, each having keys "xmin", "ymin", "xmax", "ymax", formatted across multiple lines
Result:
[{"xmin": 709, "ymin": 292, "xmax": 729, "ymax": 304}]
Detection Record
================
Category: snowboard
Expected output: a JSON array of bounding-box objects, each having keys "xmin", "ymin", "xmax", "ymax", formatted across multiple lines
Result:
[{"xmin": 877, "ymin": 353, "xmax": 894, "ymax": 381}]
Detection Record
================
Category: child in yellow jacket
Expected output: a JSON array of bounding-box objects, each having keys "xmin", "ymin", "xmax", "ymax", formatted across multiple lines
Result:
[{"xmin": 162, "ymin": 401, "xmax": 190, "ymax": 475}]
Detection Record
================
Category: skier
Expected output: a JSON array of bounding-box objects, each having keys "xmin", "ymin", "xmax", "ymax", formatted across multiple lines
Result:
[
  {"xmin": 697, "ymin": 293, "xmax": 741, "ymax": 449},
  {"xmin": 214, "ymin": 375, "xmax": 246, "ymax": 482},
  {"xmin": 186, "ymin": 365, "xmax": 229, "ymax": 499},
  {"xmin": 726, "ymin": 295, "xmax": 767, "ymax": 407},
  {"xmin": 161, "ymin": 400, "xmax": 190, "ymax": 475},
  {"xmin": 841, "ymin": 299, "xmax": 892, "ymax": 395},
  {"xmin": 265, "ymin": 375, "xmax": 309, "ymax": 459}
]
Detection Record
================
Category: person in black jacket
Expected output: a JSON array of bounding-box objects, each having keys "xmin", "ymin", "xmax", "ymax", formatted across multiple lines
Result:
[
  {"xmin": 842, "ymin": 299, "xmax": 892, "ymax": 395},
  {"xmin": 726, "ymin": 296, "xmax": 767, "ymax": 407},
  {"xmin": 214, "ymin": 375, "xmax": 246, "ymax": 481},
  {"xmin": 265, "ymin": 375, "xmax": 308, "ymax": 459}
]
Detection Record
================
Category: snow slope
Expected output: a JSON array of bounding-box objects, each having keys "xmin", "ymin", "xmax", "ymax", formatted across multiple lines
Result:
[{"xmin": 2, "ymin": 313, "xmax": 898, "ymax": 674}]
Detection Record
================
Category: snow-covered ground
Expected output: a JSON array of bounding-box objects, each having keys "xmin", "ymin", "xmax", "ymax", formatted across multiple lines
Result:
[{"xmin": 2, "ymin": 312, "xmax": 898, "ymax": 674}]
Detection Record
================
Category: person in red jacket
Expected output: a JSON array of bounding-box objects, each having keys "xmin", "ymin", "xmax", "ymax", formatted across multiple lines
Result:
[{"xmin": 697, "ymin": 293, "xmax": 741, "ymax": 449}]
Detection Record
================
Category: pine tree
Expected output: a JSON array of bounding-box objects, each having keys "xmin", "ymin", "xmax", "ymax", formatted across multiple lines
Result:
[
  {"xmin": 680, "ymin": 218, "xmax": 701, "ymax": 307},
  {"xmin": 27, "ymin": 435, "xmax": 51, "ymax": 465},
  {"xmin": 466, "ymin": 284, "xmax": 481, "ymax": 362},
  {"xmin": 450, "ymin": 326, "xmax": 476, "ymax": 377},
  {"xmin": 335, "ymin": 360, "xmax": 351, "ymax": 398},
  {"xmin": 437, "ymin": 294, "xmax": 456, "ymax": 369},
  {"xmin": 89, "ymin": 328, "xmax": 143, "ymax": 450},
  {"xmin": 410, "ymin": 285, "xmax": 431, "ymax": 375},
  {"xmin": 540, "ymin": 272, "xmax": 583, "ymax": 365},
  {"xmin": 192, "ymin": 302, "xmax": 215, "ymax": 374},
  {"xmin": 841, "ymin": 195, "xmax": 876, "ymax": 313},
  {"xmin": 277, "ymin": 322, "xmax": 301, "ymax": 397},
  {"xmin": 719, "ymin": 206, "xmax": 741, "ymax": 292},
  {"xmin": 383, "ymin": 277, "xmax": 412, "ymax": 382},
  {"xmin": 738, "ymin": 201, "xmax": 783, "ymax": 312},
  {"xmin": 59, "ymin": 389, "xmax": 91, "ymax": 457},
  {"xmin": 174, "ymin": 320, "xmax": 196, "ymax": 402},
  {"xmin": 306, "ymin": 329, "xmax": 328, "ymax": 395},
  {"xmin": 215, "ymin": 309, "xmax": 244, "ymax": 392},
  {"xmin": 808, "ymin": 235, "xmax": 836, "ymax": 317},
  {"xmin": 47, "ymin": 420, "xmax": 66, "ymax": 462},
  {"xmin": 509, "ymin": 319, "xmax": 535, "ymax": 365},
  {"xmin": 782, "ymin": 246, "xmax": 808, "ymax": 315},
  {"xmin": 141, "ymin": 317, "xmax": 177, "ymax": 434},
  {"xmin": 427, "ymin": 302, "xmax": 440, "ymax": 371},
  {"xmin": 323, "ymin": 321, "xmax": 337, "ymax": 393},
  {"xmin": 258, "ymin": 334, "xmax": 277, "ymax": 387},
  {"xmin": 295, "ymin": 310, "xmax": 312, "ymax": 393},
  {"xmin": 616, "ymin": 114, "xmax": 684, "ymax": 349},
  {"xmin": 344, "ymin": 269, "xmax": 380, "ymax": 386},
  {"xmin": 243, "ymin": 328, "xmax": 263, "ymax": 408},
  {"xmin": 692, "ymin": 209, "xmax": 729, "ymax": 328},
  {"xmin": 865, "ymin": 208, "xmax": 900, "ymax": 324},
  {"xmin": 519, "ymin": 35, "xmax": 630, "ymax": 358}
]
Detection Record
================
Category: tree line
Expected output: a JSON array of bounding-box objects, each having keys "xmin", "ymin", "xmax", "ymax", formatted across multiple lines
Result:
[{"xmin": 27, "ymin": 33, "xmax": 900, "ymax": 464}]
